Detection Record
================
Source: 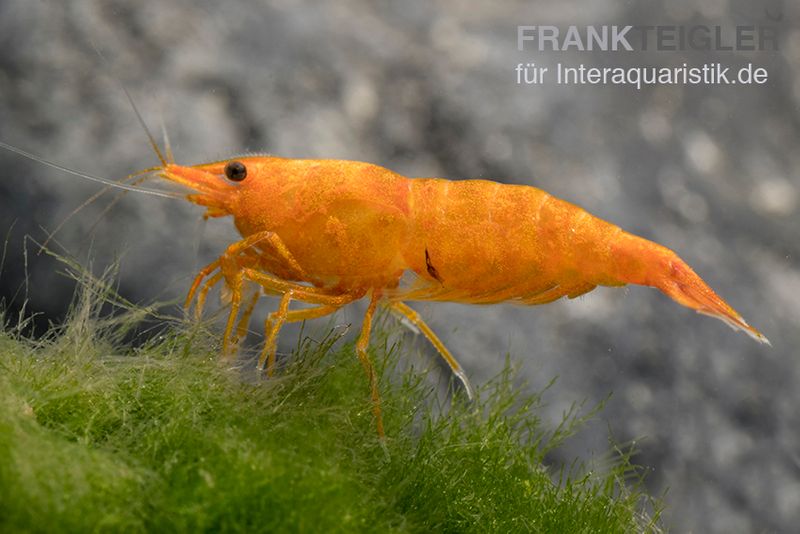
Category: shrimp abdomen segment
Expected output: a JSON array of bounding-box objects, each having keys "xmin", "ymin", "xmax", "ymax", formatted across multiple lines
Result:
[
  {"xmin": 403, "ymin": 179, "xmax": 616, "ymax": 303},
  {"xmin": 402, "ymin": 178, "xmax": 767, "ymax": 342}
]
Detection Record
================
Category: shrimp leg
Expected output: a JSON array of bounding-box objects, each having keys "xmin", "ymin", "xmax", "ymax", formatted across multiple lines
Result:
[
  {"xmin": 248, "ymin": 282, "xmax": 384, "ymax": 436},
  {"xmin": 228, "ymin": 271, "xmax": 360, "ymax": 372},
  {"xmin": 231, "ymin": 283, "xmax": 261, "ymax": 348},
  {"xmin": 186, "ymin": 229, "xmax": 308, "ymax": 316},
  {"xmin": 259, "ymin": 291, "xmax": 293, "ymax": 374},
  {"xmin": 245, "ymin": 269, "xmax": 382, "ymax": 435},
  {"xmin": 244, "ymin": 269, "xmax": 361, "ymax": 374},
  {"xmin": 221, "ymin": 268, "xmax": 244, "ymax": 360},
  {"xmin": 258, "ymin": 291, "xmax": 342, "ymax": 375},
  {"xmin": 388, "ymin": 301, "xmax": 475, "ymax": 400},
  {"xmin": 240, "ymin": 268, "xmax": 364, "ymax": 305},
  {"xmin": 192, "ymin": 231, "xmax": 307, "ymax": 357},
  {"xmin": 222, "ymin": 273, "xmax": 348, "ymax": 361},
  {"xmin": 357, "ymin": 291, "xmax": 385, "ymax": 438},
  {"xmin": 186, "ymin": 259, "xmax": 221, "ymax": 314}
]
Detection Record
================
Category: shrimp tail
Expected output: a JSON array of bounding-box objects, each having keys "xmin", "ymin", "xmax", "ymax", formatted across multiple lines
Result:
[{"xmin": 607, "ymin": 232, "xmax": 770, "ymax": 345}]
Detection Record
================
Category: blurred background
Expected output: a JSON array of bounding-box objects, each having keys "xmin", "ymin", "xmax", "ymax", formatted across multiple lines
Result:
[{"xmin": 0, "ymin": 0, "xmax": 797, "ymax": 531}]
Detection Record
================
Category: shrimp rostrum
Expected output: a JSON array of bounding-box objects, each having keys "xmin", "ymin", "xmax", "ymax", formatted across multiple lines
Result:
[{"xmin": 156, "ymin": 155, "xmax": 768, "ymax": 437}]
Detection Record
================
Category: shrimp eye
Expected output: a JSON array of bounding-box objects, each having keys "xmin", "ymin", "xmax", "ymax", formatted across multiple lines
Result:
[{"xmin": 224, "ymin": 161, "xmax": 247, "ymax": 182}]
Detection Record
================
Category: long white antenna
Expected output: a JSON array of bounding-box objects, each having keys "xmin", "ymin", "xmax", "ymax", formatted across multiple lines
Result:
[{"xmin": 0, "ymin": 141, "xmax": 182, "ymax": 199}]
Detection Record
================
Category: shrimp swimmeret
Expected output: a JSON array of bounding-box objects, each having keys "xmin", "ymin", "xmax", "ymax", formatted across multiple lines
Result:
[{"xmin": 0, "ymin": 136, "xmax": 769, "ymax": 437}]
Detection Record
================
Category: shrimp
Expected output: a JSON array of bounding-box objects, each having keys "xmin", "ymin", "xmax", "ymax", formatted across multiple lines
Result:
[
  {"xmin": 157, "ymin": 155, "xmax": 768, "ymax": 437},
  {"xmin": 0, "ymin": 139, "xmax": 769, "ymax": 438}
]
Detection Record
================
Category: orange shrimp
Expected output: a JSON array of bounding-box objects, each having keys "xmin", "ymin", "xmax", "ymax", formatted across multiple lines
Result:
[
  {"xmin": 0, "ymin": 135, "xmax": 770, "ymax": 437},
  {"xmin": 154, "ymin": 155, "xmax": 769, "ymax": 437}
]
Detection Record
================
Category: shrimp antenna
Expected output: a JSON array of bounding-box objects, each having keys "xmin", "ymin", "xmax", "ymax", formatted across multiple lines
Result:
[
  {"xmin": 89, "ymin": 41, "xmax": 168, "ymax": 168},
  {"xmin": 38, "ymin": 167, "xmax": 160, "ymax": 253},
  {"xmin": 160, "ymin": 117, "xmax": 175, "ymax": 164},
  {"xmin": 0, "ymin": 141, "xmax": 180, "ymax": 199},
  {"xmin": 121, "ymin": 83, "xmax": 168, "ymax": 168}
]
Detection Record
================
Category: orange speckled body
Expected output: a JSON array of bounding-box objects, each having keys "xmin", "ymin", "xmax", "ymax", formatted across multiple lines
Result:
[
  {"xmin": 192, "ymin": 157, "xmax": 761, "ymax": 337},
  {"xmin": 240, "ymin": 158, "xmax": 412, "ymax": 290},
  {"xmin": 161, "ymin": 154, "xmax": 768, "ymax": 436},
  {"xmin": 402, "ymin": 179, "xmax": 620, "ymax": 303},
  {"xmin": 183, "ymin": 159, "xmax": 637, "ymax": 302}
]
